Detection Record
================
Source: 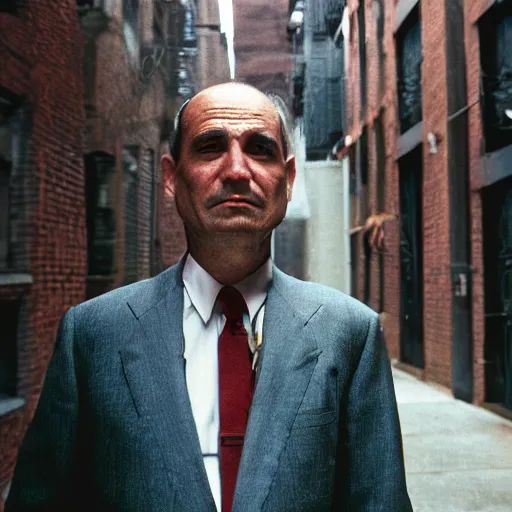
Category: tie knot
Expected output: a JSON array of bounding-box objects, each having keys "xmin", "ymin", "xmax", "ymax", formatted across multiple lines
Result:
[{"xmin": 218, "ymin": 286, "xmax": 248, "ymax": 323}]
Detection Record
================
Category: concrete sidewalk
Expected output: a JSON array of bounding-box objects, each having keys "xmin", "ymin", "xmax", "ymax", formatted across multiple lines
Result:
[{"xmin": 393, "ymin": 369, "xmax": 512, "ymax": 512}]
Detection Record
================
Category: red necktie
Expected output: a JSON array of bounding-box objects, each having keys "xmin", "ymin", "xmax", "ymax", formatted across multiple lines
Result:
[{"xmin": 217, "ymin": 286, "xmax": 253, "ymax": 512}]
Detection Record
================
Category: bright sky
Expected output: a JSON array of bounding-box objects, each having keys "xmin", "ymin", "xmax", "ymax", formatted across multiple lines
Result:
[{"xmin": 217, "ymin": 0, "xmax": 235, "ymax": 78}]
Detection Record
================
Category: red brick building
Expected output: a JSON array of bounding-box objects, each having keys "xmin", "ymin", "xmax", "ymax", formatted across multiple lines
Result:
[
  {"xmin": 233, "ymin": 0, "xmax": 292, "ymax": 102},
  {"xmin": 0, "ymin": 0, "xmax": 230, "ymax": 505},
  {"xmin": 79, "ymin": 0, "xmax": 182, "ymax": 298},
  {"xmin": 465, "ymin": 0, "xmax": 512, "ymax": 413},
  {"xmin": 0, "ymin": 0, "xmax": 87, "ymax": 503},
  {"xmin": 195, "ymin": 0, "xmax": 231, "ymax": 90},
  {"xmin": 347, "ymin": 0, "xmax": 512, "ymax": 415}
]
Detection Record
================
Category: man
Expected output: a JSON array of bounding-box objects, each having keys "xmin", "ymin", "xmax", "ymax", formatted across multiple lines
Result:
[{"xmin": 7, "ymin": 83, "xmax": 412, "ymax": 511}]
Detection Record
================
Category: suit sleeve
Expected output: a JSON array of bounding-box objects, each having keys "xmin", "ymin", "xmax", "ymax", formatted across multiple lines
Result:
[
  {"xmin": 6, "ymin": 307, "xmax": 80, "ymax": 510},
  {"xmin": 339, "ymin": 315, "xmax": 413, "ymax": 511}
]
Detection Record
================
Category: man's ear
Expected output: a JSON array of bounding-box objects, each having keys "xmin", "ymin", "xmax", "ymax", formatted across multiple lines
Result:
[
  {"xmin": 285, "ymin": 155, "xmax": 296, "ymax": 201},
  {"xmin": 161, "ymin": 154, "xmax": 177, "ymax": 197}
]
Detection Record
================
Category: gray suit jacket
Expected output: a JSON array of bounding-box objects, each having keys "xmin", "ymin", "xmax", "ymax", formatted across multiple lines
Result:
[{"xmin": 7, "ymin": 262, "xmax": 412, "ymax": 511}]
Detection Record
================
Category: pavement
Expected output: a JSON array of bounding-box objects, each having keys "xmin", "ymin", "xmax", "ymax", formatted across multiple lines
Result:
[{"xmin": 393, "ymin": 369, "xmax": 512, "ymax": 512}]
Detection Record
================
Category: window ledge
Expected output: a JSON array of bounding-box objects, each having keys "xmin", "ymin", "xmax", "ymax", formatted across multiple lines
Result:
[
  {"xmin": 0, "ymin": 397, "xmax": 25, "ymax": 417},
  {"xmin": 0, "ymin": 273, "xmax": 33, "ymax": 286},
  {"xmin": 481, "ymin": 144, "xmax": 512, "ymax": 188}
]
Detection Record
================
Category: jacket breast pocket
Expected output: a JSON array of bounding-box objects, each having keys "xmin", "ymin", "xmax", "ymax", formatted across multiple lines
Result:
[{"xmin": 292, "ymin": 407, "xmax": 336, "ymax": 429}]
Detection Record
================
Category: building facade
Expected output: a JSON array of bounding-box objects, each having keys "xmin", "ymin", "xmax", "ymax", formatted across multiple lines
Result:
[
  {"xmin": 233, "ymin": 0, "xmax": 307, "ymax": 278},
  {"xmin": 465, "ymin": 0, "xmax": 512, "ymax": 413},
  {"xmin": 80, "ymin": 0, "xmax": 229, "ymax": 300},
  {"xmin": 0, "ymin": 0, "xmax": 230, "ymax": 505},
  {"xmin": 0, "ymin": 0, "xmax": 87, "ymax": 502},
  {"xmin": 301, "ymin": 0, "xmax": 345, "ymax": 160},
  {"xmin": 233, "ymin": 0, "xmax": 292, "ymax": 101},
  {"xmin": 347, "ymin": 0, "xmax": 512, "ymax": 415}
]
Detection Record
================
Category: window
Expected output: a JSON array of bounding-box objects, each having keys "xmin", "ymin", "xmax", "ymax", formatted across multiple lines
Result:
[
  {"xmin": 374, "ymin": 0, "xmax": 385, "ymax": 100},
  {"xmin": 375, "ymin": 116, "xmax": 385, "ymax": 212},
  {"xmin": 0, "ymin": 92, "xmax": 28, "ymax": 272},
  {"xmin": 123, "ymin": 146, "xmax": 139, "ymax": 285},
  {"xmin": 77, "ymin": 0, "xmax": 108, "ymax": 17},
  {"xmin": 123, "ymin": 0, "xmax": 140, "ymax": 61},
  {"xmin": 0, "ymin": 146, "xmax": 12, "ymax": 270},
  {"xmin": 364, "ymin": 232, "xmax": 371, "ymax": 305},
  {"xmin": 479, "ymin": 2, "xmax": 512, "ymax": 153},
  {"xmin": 358, "ymin": 0, "xmax": 367, "ymax": 117},
  {"xmin": 77, "ymin": 0, "xmax": 102, "ymax": 7},
  {"xmin": 147, "ymin": 149, "xmax": 158, "ymax": 276},
  {"xmin": 360, "ymin": 126, "xmax": 368, "ymax": 188},
  {"xmin": 325, "ymin": 0, "xmax": 344, "ymax": 38},
  {"xmin": 292, "ymin": 63, "xmax": 306, "ymax": 117},
  {"xmin": 0, "ymin": 299, "xmax": 20, "ymax": 400},
  {"xmin": 183, "ymin": 7, "xmax": 196, "ymax": 48},
  {"xmin": 0, "ymin": 1, "xmax": 18, "ymax": 14},
  {"xmin": 153, "ymin": 18, "xmax": 164, "ymax": 49},
  {"xmin": 396, "ymin": 6, "xmax": 422, "ymax": 133},
  {"xmin": 352, "ymin": 133, "xmax": 369, "ymax": 227},
  {"xmin": 85, "ymin": 152, "xmax": 116, "ymax": 276}
]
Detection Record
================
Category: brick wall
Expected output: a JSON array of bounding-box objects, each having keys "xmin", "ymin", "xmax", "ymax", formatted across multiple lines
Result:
[
  {"xmin": 0, "ymin": 0, "xmax": 87, "ymax": 505},
  {"xmin": 421, "ymin": 0, "xmax": 452, "ymax": 388},
  {"xmin": 0, "ymin": 0, "xmax": 194, "ymax": 504},
  {"xmin": 196, "ymin": 28, "xmax": 231, "ymax": 90},
  {"xmin": 82, "ymin": 0, "xmax": 187, "ymax": 289},
  {"xmin": 158, "ymin": 139, "xmax": 187, "ymax": 268},
  {"xmin": 344, "ymin": 0, "xmax": 501, "ymax": 405},
  {"xmin": 233, "ymin": 0, "xmax": 292, "ymax": 100},
  {"xmin": 346, "ymin": 0, "xmax": 403, "ymax": 361},
  {"xmin": 346, "ymin": 0, "xmax": 460, "ymax": 388},
  {"xmin": 464, "ymin": 0, "xmax": 493, "ymax": 405}
]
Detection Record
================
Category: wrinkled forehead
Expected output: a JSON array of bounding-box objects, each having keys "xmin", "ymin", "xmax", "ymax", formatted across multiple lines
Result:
[{"xmin": 182, "ymin": 87, "xmax": 282, "ymax": 139}]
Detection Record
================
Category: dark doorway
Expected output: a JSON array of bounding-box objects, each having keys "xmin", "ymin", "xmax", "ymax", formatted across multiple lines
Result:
[
  {"xmin": 399, "ymin": 146, "xmax": 424, "ymax": 368},
  {"xmin": 483, "ymin": 177, "xmax": 512, "ymax": 410},
  {"xmin": 84, "ymin": 152, "xmax": 116, "ymax": 277}
]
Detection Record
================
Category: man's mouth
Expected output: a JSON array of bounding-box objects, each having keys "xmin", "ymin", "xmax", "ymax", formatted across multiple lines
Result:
[
  {"xmin": 221, "ymin": 197, "xmax": 254, "ymax": 205},
  {"xmin": 213, "ymin": 195, "xmax": 263, "ymax": 208}
]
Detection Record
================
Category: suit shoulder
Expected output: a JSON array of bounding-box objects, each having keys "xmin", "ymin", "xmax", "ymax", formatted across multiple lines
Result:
[
  {"xmin": 73, "ymin": 265, "xmax": 178, "ymax": 321},
  {"xmin": 275, "ymin": 270, "xmax": 378, "ymax": 325}
]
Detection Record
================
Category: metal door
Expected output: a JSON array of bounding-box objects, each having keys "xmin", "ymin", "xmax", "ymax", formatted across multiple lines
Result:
[
  {"xmin": 399, "ymin": 147, "xmax": 424, "ymax": 368},
  {"xmin": 484, "ymin": 180, "xmax": 512, "ymax": 410},
  {"xmin": 499, "ymin": 192, "xmax": 512, "ymax": 409}
]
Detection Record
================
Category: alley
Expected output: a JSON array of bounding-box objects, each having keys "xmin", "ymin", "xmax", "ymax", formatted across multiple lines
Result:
[{"xmin": 394, "ymin": 369, "xmax": 512, "ymax": 512}]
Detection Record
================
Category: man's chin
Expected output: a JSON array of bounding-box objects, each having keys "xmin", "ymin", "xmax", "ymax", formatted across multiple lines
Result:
[{"xmin": 212, "ymin": 221, "xmax": 263, "ymax": 233}]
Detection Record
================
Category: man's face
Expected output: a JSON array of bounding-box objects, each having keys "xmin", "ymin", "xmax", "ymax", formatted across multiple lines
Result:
[{"xmin": 162, "ymin": 84, "xmax": 296, "ymax": 239}]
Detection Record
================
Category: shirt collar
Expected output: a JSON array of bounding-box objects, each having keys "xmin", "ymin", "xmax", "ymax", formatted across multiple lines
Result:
[{"xmin": 182, "ymin": 254, "xmax": 273, "ymax": 324}]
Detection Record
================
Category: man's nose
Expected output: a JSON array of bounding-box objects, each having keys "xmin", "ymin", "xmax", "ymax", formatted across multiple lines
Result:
[{"xmin": 222, "ymin": 142, "xmax": 251, "ymax": 181}]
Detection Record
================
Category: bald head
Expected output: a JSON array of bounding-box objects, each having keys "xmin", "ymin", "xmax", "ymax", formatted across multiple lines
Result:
[{"xmin": 170, "ymin": 82, "xmax": 290, "ymax": 162}]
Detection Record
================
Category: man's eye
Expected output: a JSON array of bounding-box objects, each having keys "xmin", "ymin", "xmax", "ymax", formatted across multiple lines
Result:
[
  {"xmin": 249, "ymin": 143, "xmax": 273, "ymax": 156},
  {"xmin": 199, "ymin": 142, "xmax": 223, "ymax": 153}
]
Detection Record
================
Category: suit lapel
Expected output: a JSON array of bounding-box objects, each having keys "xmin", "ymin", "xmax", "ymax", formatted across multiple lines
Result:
[
  {"xmin": 120, "ymin": 263, "xmax": 216, "ymax": 512},
  {"xmin": 233, "ymin": 269, "xmax": 323, "ymax": 512}
]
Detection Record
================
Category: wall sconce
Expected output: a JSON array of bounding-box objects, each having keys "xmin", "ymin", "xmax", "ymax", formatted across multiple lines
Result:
[
  {"xmin": 287, "ymin": 1, "xmax": 304, "ymax": 35},
  {"xmin": 427, "ymin": 131, "xmax": 440, "ymax": 154}
]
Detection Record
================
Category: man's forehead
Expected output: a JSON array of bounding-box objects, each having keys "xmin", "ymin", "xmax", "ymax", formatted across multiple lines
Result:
[{"xmin": 183, "ymin": 84, "xmax": 281, "ymax": 134}]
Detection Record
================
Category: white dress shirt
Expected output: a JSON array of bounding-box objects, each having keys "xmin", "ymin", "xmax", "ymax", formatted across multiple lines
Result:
[{"xmin": 182, "ymin": 254, "xmax": 272, "ymax": 512}]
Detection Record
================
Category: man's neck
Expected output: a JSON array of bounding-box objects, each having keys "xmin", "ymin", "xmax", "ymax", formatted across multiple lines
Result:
[{"xmin": 187, "ymin": 233, "xmax": 271, "ymax": 285}]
